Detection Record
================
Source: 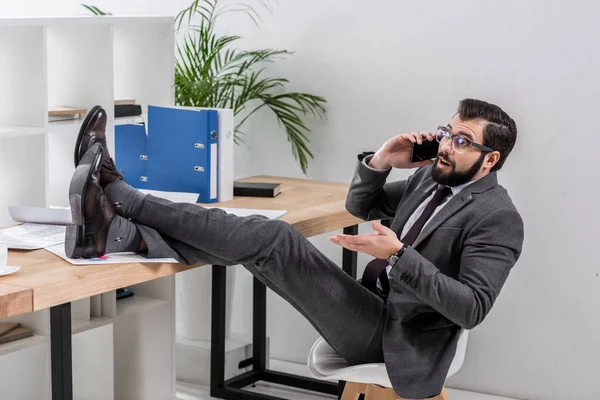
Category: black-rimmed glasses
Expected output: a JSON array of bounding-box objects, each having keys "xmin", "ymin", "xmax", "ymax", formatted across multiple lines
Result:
[{"xmin": 436, "ymin": 126, "xmax": 494, "ymax": 153}]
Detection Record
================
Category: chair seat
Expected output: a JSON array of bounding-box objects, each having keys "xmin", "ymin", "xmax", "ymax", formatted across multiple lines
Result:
[{"xmin": 307, "ymin": 329, "xmax": 469, "ymax": 388}]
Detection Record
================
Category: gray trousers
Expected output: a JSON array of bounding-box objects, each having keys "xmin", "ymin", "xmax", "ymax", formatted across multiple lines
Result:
[{"xmin": 115, "ymin": 188, "xmax": 386, "ymax": 365}]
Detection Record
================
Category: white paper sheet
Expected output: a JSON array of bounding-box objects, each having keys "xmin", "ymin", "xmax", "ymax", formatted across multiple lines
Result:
[
  {"xmin": 45, "ymin": 244, "xmax": 179, "ymax": 265},
  {"xmin": 208, "ymin": 207, "xmax": 288, "ymax": 220},
  {"xmin": 0, "ymin": 223, "xmax": 66, "ymax": 250},
  {"xmin": 139, "ymin": 189, "xmax": 199, "ymax": 204},
  {"xmin": 140, "ymin": 189, "xmax": 288, "ymax": 219},
  {"xmin": 9, "ymin": 205, "xmax": 72, "ymax": 225}
]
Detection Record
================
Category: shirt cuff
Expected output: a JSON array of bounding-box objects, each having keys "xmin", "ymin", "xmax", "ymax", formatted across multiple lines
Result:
[{"xmin": 362, "ymin": 154, "xmax": 391, "ymax": 172}]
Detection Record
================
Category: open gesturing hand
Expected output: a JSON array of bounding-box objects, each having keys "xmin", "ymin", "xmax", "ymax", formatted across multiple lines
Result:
[{"xmin": 329, "ymin": 221, "xmax": 403, "ymax": 259}]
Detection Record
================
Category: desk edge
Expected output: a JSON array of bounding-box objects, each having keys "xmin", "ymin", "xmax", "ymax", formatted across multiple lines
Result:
[{"xmin": 0, "ymin": 282, "xmax": 33, "ymax": 318}]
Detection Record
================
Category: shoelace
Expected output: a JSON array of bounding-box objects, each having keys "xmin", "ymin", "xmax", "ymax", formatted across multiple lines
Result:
[{"xmin": 101, "ymin": 158, "xmax": 125, "ymax": 179}]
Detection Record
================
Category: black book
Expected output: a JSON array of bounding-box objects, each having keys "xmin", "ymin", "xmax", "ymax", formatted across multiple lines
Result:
[
  {"xmin": 234, "ymin": 182, "xmax": 281, "ymax": 198},
  {"xmin": 115, "ymin": 104, "xmax": 142, "ymax": 118}
]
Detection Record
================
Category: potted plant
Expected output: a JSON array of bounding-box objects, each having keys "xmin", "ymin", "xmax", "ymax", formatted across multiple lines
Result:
[{"xmin": 85, "ymin": 0, "xmax": 327, "ymax": 174}]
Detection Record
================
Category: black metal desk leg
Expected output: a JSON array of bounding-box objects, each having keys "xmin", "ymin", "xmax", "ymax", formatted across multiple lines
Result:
[
  {"xmin": 253, "ymin": 277, "xmax": 267, "ymax": 370},
  {"xmin": 50, "ymin": 302, "xmax": 73, "ymax": 400},
  {"xmin": 342, "ymin": 225, "xmax": 358, "ymax": 278},
  {"xmin": 209, "ymin": 224, "xmax": 358, "ymax": 399},
  {"xmin": 211, "ymin": 265, "xmax": 227, "ymax": 397}
]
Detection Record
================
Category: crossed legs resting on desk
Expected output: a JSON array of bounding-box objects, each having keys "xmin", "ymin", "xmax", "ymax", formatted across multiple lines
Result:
[
  {"xmin": 103, "ymin": 178, "xmax": 386, "ymax": 366},
  {"xmin": 68, "ymin": 106, "xmax": 385, "ymax": 370},
  {"xmin": 66, "ymin": 106, "xmax": 386, "ymax": 400}
]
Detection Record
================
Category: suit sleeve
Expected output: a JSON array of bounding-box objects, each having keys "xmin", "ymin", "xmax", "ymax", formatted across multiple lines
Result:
[
  {"xmin": 345, "ymin": 155, "xmax": 411, "ymax": 221},
  {"xmin": 388, "ymin": 207, "xmax": 524, "ymax": 329}
]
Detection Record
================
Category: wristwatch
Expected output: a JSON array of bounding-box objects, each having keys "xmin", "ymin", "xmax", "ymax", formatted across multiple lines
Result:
[{"xmin": 387, "ymin": 244, "xmax": 409, "ymax": 267}]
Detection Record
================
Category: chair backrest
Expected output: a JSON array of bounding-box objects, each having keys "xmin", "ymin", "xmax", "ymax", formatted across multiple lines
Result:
[{"xmin": 307, "ymin": 329, "xmax": 470, "ymax": 384}]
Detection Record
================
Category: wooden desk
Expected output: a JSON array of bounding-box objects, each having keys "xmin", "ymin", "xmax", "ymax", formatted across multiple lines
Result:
[{"xmin": 0, "ymin": 175, "xmax": 362, "ymax": 400}]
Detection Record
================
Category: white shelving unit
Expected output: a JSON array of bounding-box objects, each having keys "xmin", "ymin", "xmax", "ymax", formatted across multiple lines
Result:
[{"xmin": 0, "ymin": 16, "xmax": 176, "ymax": 400}]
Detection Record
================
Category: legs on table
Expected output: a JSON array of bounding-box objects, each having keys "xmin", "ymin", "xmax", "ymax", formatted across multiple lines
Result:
[
  {"xmin": 105, "ymin": 180, "xmax": 385, "ymax": 364},
  {"xmin": 66, "ymin": 106, "xmax": 386, "ymax": 399}
]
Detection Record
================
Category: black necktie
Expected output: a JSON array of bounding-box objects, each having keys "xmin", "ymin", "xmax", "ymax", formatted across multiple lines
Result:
[{"xmin": 360, "ymin": 185, "xmax": 452, "ymax": 295}]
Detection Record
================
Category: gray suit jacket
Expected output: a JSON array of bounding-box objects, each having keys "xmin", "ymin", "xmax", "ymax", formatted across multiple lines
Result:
[{"xmin": 346, "ymin": 159, "xmax": 524, "ymax": 399}]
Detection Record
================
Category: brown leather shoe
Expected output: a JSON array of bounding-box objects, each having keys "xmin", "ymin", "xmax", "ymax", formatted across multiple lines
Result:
[
  {"xmin": 65, "ymin": 143, "xmax": 117, "ymax": 258},
  {"xmin": 74, "ymin": 105, "xmax": 124, "ymax": 188}
]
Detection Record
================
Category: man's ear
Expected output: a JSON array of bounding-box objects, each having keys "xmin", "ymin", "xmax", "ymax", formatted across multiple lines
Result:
[{"xmin": 485, "ymin": 151, "xmax": 501, "ymax": 170}]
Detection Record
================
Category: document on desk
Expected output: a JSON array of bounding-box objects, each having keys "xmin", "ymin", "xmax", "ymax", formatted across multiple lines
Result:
[
  {"xmin": 207, "ymin": 207, "xmax": 288, "ymax": 220},
  {"xmin": 44, "ymin": 244, "xmax": 180, "ymax": 265},
  {"xmin": 0, "ymin": 223, "xmax": 66, "ymax": 250},
  {"xmin": 8, "ymin": 205, "xmax": 73, "ymax": 225},
  {"xmin": 138, "ymin": 190, "xmax": 289, "ymax": 220},
  {"xmin": 139, "ymin": 189, "xmax": 199, "ymax": 204}
]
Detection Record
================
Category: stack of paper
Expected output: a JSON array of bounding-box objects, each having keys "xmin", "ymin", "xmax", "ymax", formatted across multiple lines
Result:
[
  {"xmin": 0, "ymin": 223, "xmax": 66, "ymax": 250},
  {"xmin": 9, "ymin": 205, "xmax": 72, "ymax": 225}
]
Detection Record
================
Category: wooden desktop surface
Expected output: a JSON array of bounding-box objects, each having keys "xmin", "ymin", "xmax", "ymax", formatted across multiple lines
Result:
[{"xmin": 0, "ymin": 176, "xmax": 362, "ymax": 318}]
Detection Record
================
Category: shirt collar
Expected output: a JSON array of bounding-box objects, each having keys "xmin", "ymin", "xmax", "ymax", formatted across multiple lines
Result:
[{"xmin": 448, "ymin": 175, "xmax": 484, "ymax": 196}]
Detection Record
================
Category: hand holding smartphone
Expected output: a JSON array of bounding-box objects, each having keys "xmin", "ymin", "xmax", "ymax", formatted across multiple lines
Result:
[
  {"xmin": 370, "ymin": 132, "xmax": 437, "ymax": 170},
  {"xmin": 410, "ymin": 140, "xmax": 439, "ymax": 163}
]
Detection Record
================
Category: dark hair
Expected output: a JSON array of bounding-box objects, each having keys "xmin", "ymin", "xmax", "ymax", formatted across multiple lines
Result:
[{"xmin": 457, "ymin": 98, "xmax": 517, "ymax": 171}]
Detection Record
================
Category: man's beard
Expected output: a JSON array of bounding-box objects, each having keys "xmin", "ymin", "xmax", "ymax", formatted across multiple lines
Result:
[{"xmin": 431, "ymin": 153, "xmax": 485, "ymax": 187}]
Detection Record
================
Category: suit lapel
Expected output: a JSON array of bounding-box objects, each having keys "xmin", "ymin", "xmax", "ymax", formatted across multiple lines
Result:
[
  {"xmin": 410, "ymin": 191, "xmax": 472, "ymax": 248},
  {"xmin": 391, "ymin": 179, "xmax": 438, "ymax": 234},
  {"xmin": 407, "ymin": 171, "xmax": 499, "ymax": 248}
]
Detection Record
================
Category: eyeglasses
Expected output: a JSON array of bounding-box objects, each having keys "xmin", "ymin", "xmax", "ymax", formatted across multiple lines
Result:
[{"xmin": 436, "ymin": 126, "xmax": 494, "ymax": 154}]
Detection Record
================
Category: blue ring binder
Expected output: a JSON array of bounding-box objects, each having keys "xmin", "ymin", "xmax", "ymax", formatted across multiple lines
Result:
[{"xmin": 114, "ymin": 106, "xmax": 220, "ymax": 203}]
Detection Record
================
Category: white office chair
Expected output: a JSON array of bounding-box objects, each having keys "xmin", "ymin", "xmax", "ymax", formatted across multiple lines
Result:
[{"xmin": 307, "ymin": 330, "xmax": 469, "ymax": 400}]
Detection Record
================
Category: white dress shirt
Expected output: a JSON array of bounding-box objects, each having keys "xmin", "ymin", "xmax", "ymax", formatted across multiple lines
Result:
[{"xmin": 361, "ymin": 158, "xmax": 479, "ymax": 289}]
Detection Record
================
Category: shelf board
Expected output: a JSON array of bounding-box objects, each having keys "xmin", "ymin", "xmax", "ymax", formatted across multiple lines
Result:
[
  {"xmin": 71, "ymin": 317, "xmax": 113, "ymax": 335},
  {"xmin": 47, "ymin": 118, "xmax": 84, "ymax": 129},
  {"xmin": 0, "ymin": 125, "xmax": 45, "ymax": 139},
  {"xmin": 0, "ymin": 334, "xmax": 48, "ymax": 357},
  {"xmin": 0, "ymin": 16, "xmax": 174, "ymax": 27},
  {"xmin": 116, "ymin": 296, "xmax": 170, "ymax": 317}
]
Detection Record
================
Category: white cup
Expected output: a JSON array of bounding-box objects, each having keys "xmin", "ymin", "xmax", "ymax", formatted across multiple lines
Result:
[{"xmin": 0, "ymin": 245, "xmax": 7, "ymax": 268}]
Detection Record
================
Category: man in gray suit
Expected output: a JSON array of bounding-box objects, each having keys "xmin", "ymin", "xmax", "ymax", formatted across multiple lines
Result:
[{"xmin": 67, "ymin": 98, "xmax": 523, "ymax": 399}]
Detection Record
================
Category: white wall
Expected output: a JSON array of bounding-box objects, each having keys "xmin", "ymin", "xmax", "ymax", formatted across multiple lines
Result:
[
  {"xmin": 2, "ymin": 1, "xmax": 598, "ymax": 399},
  {"xmin": 218, "ymin": 2, "xmax": 600, "ymax": 400}
]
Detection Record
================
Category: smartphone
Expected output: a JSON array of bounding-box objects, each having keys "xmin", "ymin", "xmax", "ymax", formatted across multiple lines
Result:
[{"xmin": 410, "ymin": 140, "xmax": 439, "ymax": 163}]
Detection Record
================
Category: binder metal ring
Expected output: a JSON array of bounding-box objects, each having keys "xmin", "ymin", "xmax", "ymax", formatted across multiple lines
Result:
[
  {"xmin": 210, "ymin": 130, "xmax": 217, "ymax": 140},
  {"xmin": 194, "ymin": 166, "xmax": 204, "ymax": 172},
  {"xmin": 194, "ymin": 143, "xmax": 205, "ymax": 149}
]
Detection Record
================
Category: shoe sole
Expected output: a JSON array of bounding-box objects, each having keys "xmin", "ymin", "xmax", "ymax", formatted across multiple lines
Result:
[
  {"xmin": 65, "ymin": 143, "xmax": 103, "ymax": 258},
  {"xmin": 73, "ymin": 105, "xmax": 103, "ymax": 168}
]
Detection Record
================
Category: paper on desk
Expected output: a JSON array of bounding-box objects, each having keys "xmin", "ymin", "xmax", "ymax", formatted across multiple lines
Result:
[
  {"xmin": 139, "ymin": 189, "xmax": 288, "ymax": 219},
  {"xmin": 139, "ymin": 189, "xmax": 199, "ymax": 204},
  {"xmin": 45, "ymin": 244, "xmax": 179, "ymax": 265},
  {"xmin": 9, "ymin": 205, "xmax": 72, "ymax": 225},
  {"xmin": 0, "ymin": 223, "xmax": 66, "ymax": 250},
  {"xmin": 208, "ymin": 207, "xmax": 288, "ymax": 220}
]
